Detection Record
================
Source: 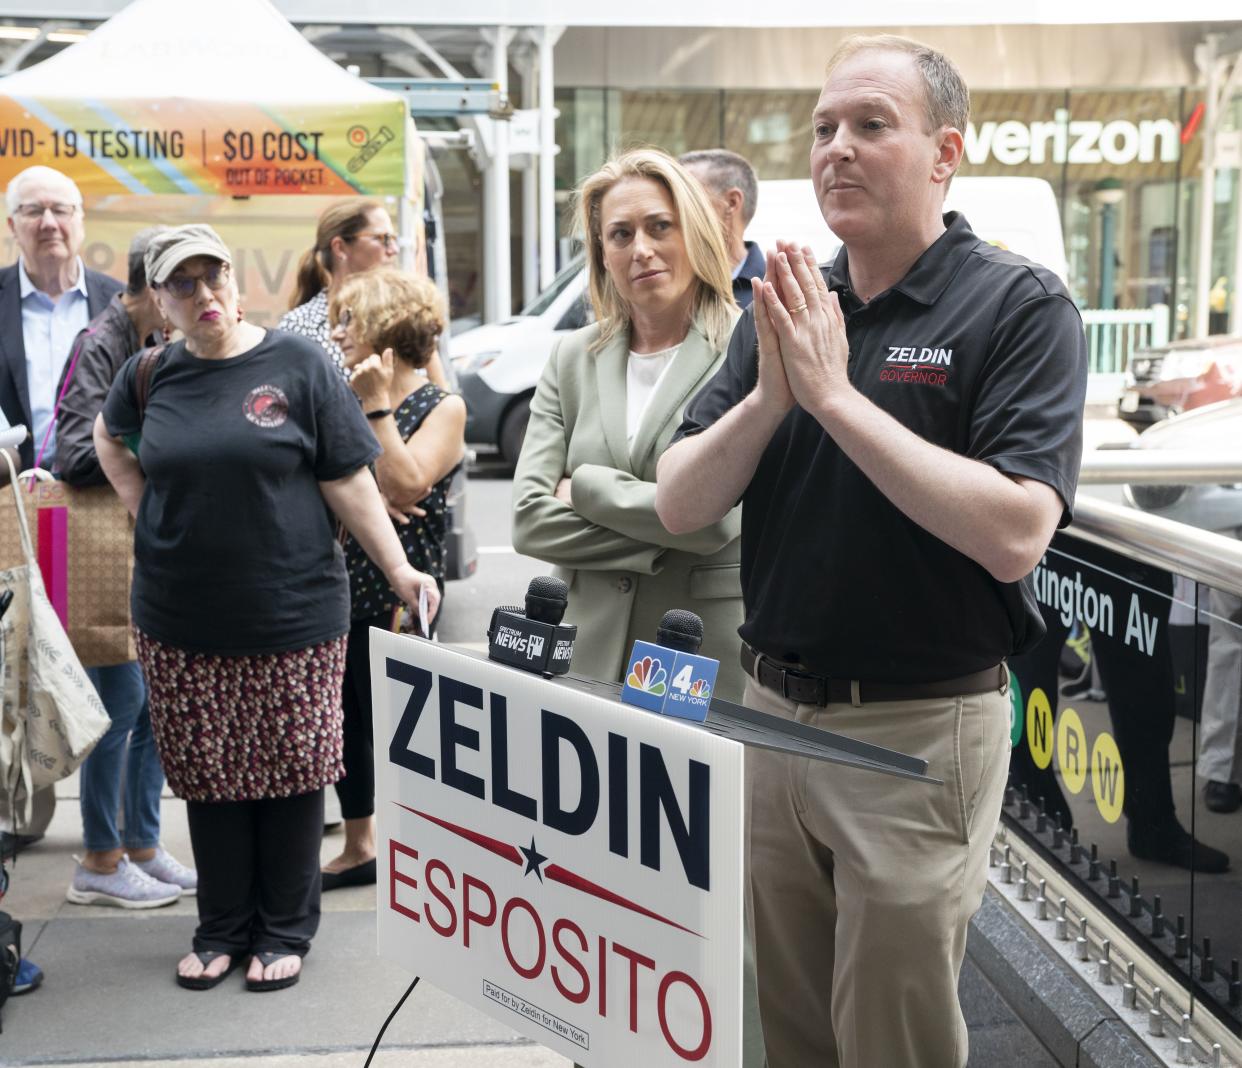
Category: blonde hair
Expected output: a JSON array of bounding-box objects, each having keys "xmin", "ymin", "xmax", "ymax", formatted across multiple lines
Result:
[
  {"xmin": 576, "ymin": 148, "xmax": 736, "ymax": 354},
  {"xmin": 329, "ymin": 268, "xmax": 444, "ymax": 369}
]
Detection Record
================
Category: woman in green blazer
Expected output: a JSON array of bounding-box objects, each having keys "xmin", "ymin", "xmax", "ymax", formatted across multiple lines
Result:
[{"xmin": 512, "ymin": 148, "xmax": 746, "ymax": 701}]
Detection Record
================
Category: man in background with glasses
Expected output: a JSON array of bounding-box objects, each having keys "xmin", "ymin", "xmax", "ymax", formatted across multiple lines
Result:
[
  {"xmin": 0, "ymin": 165, "xmax": 123, "ymax": 849},
  {"xmin": 1, "ymin": 165, "xmax": 122, "ymax": 473}
]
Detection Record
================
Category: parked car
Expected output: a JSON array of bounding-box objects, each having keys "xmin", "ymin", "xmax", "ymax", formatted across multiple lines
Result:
[
  {"xmin": 1118, "ymin": 334, "xmax": 1242, "ymax": 433},
  {"xmin": 454, "ymin": 175, "xmax": 1066, "ymax": 468},
  {"xmin": 1123, "ymin": 398, "xmax": 1242, "ymax": 530}
]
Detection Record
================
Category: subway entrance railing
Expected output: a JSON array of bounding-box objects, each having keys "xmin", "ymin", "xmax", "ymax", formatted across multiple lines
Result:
[{"xmin": 1005, "ymin": 456, "xmax": 1242, "ymax": 1061}]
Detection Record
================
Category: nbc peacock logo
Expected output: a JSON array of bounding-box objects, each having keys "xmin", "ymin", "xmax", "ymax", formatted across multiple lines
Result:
[
  {"xmin": 688, "ymin": 679, "xmax": 712, "ymax": 699},
  {"xmin": 627, "ymin": 656, "xmax": 667, "ymax": 696}
]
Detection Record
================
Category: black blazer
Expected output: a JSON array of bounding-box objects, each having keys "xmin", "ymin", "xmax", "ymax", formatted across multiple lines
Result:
[{"xmin": 0, "ymin": 261, "xmax": 123, "ymax": 469}]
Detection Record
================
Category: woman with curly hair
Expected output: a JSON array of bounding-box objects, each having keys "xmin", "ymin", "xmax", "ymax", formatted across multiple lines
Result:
[{"xmin": 320, "ymin": 267, "xmax": 466, "ymax": 890}]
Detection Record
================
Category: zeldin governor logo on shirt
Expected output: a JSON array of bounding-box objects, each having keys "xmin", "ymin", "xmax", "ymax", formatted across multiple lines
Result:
[
  {"xmin": 878, "ymin": 345, "xmax": 953, "ymax": 387},
  {"xmin": 243, "ymin": 384, "xmax": 289, "ymax": 428}
]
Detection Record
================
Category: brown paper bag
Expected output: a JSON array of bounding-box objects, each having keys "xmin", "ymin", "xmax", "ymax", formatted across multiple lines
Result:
[{"xmin": 0, "ymin": 475, "xmax": 135, "ymax": 667}]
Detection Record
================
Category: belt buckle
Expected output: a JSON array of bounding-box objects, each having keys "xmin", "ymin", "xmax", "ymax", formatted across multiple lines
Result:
[{"xmin": 778, "ymin": 666, "xmax": 792, "ymax": 701}]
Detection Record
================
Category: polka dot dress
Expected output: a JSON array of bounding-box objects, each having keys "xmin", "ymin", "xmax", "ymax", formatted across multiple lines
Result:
[
  {"xmin": 345, "ymin": 383, "xmax": 455, "ymax": 619},
  {"xmin": 277, "ymin": 291, "xmax": 346, "ymax": 374}
]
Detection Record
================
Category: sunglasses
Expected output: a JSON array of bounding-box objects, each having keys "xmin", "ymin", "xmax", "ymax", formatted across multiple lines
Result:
[
  {"xmin": 14, "ymin": 202, "xmax": 79, "ymax": 220},
  {"xmin": 159, "ymin": 262, "xmax": 231, "ymax": 300},
  {"xmin": 349, "ymin": 231, "xmax": 399, "ymax": 252},
  {"xmin": 334, "ymin": 307, "xmax": 354, "ymax": 331}
]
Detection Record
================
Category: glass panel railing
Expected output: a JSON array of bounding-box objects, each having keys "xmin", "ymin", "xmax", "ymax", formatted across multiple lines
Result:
[
  {"xmin": 1190, "ymin": 579, "xmax": 1242, "ymax": 1026},
  {"xmin": 1007, "ymin": 531, "xmax": 1240, "ymax": 1034}
]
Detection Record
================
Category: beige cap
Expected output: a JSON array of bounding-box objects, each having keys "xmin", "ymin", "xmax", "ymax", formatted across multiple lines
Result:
[{"xmin": 144, "ymin": 224, "xmax": 231, "ymax": 286}]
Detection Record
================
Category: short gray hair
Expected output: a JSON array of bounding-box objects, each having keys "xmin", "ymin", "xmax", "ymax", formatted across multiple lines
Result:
[
  {"xmin": 827, "ymin": 34, "xmax": 970, "ymax": 134},
  {"xmin": 5, "ymin": 165, "xmax": 83, "ymax": 215},
  {"xmin": 126, "ymin": 226, "xmax": 170, "ymax": 295},
  {"xmin": 679, "ymin": 149, "xmax": 759, "ymax": 225}
]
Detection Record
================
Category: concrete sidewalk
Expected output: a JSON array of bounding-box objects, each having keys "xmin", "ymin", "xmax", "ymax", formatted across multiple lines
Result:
[{"xmin": 2, "ymin": 775, "xmax": 573, "ymax": 1066}]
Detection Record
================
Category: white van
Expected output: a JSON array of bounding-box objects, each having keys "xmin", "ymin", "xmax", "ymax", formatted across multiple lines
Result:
[{"xmin": 454, "ymin": 176, "xmax": 1067, "ymax": 466}]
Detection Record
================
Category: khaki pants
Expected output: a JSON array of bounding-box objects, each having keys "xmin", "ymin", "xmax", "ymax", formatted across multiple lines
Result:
[{"xmin": 744, "ymin": 677, "xmax": 1011, "ymax": 1068}]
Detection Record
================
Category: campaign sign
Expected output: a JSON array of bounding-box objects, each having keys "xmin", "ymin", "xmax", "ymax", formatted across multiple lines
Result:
[
  {"xmin": 622, "ymin": 641, "xmax": 719, "ymax": 723},
  {"xmin": 372, "ymin": 632, "xmax": 744, "ymax": 1066}
]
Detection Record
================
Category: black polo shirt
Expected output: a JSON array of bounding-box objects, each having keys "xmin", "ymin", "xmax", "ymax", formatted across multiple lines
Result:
[{"xmin": 675, "ymin": 212, "xmax": 1087, "ymax": 683}]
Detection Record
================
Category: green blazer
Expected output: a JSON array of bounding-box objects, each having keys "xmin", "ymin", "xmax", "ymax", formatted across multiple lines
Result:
[{"xmin": 512, "ymin": 316, "xmax": 745, "ymax": 701}]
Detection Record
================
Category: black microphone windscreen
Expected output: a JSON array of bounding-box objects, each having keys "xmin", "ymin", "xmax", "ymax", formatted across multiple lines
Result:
[
  {"xmin": 525, "ymin": 575, "xmax": 569, "ymax": 625},
  {"xmin": 656, "ymin": 609, "xmax": 704, "ymax": 654}
]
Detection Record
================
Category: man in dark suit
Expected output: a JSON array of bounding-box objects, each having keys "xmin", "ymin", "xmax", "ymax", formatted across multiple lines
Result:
[
  {"xmin": 1, "ymin": 165, "xmax": 121, "ymax": 472},
  {"xmin": 0, "ymin": 166, "xmax": 121, "ymax": 843},
  {"xmin": 680, "ymin": 149, "xmax": 765, "ymax": 308}
]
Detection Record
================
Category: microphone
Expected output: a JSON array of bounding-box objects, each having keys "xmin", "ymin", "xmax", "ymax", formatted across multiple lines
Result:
[
  {"xmin": 656, "ymin": 609, "xmax": 703, "ymax": 654},
  {"xmin": 486, "ymin": 576, "xmax": 577, "ymax": 676},
  {"xmin": 525, "ymin": 575, "xmax": 568, "ymax": 625},
  {"xmin": 620, "ymin": 609, "xmax": 721, "ymax": 722}
]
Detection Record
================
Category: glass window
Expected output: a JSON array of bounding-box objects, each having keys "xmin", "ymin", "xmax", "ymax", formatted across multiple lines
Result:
[
  {"xmin": 555, "ymin": 87, "xmax": 607, "ymax": 195},
  {"xmin": 723, "ymin": 91, "xmax": 818, "ymax": 180},
  {"xmin": 1064, "ymin": 89, "xmax": 1181, "ymax": 317},
  {"xmin": 612, "ymin": 90, "xmax": 722, "ymax": 158}
]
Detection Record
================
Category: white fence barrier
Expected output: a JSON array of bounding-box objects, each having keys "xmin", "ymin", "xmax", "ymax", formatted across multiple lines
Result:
[{"xmin": 1080, "ymin": 305, "xmax": 1169, "ymax": 375}]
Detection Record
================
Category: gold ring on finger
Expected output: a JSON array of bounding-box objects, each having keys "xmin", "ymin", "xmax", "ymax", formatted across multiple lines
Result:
[{"xmin": 790, "ymin": 302, "xmax": 809, "ymax": 314}]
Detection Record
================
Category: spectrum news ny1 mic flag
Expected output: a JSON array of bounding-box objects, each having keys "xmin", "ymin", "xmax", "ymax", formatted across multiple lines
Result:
[{"xmin": 371, "ymin": 632, "xmax": 743, "ymax": 1066}]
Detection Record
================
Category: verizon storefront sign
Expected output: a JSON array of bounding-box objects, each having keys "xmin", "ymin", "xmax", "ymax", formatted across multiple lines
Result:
[{"xmin": 371, "ymin": 633, "xmax": 744, "ymax": 1066}]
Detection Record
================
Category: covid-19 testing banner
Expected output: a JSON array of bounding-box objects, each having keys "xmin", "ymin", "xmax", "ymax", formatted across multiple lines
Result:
[
  {"xmin": 0, "ymin": 0, "xmax": 409, "ymax": 198},
  {"xmin": 0, "ymin": 97, "xmax": 407, "ymax": 197},
  {"xmin": 371, "ymin": 632, "xmax": 744, "ymax": 1066}
]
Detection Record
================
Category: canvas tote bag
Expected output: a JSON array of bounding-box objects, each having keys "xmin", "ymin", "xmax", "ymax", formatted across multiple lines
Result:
[
  {"xmin": 0, "ymin": 473, "xmax": 135, "ymax": 667},
  {"xmin": 0, "ymin": 325, "xmax": 138, "ymax": 667},
  {"xmin": 0, "ymin": 450, "xmax": 108, "ymax": 832}
]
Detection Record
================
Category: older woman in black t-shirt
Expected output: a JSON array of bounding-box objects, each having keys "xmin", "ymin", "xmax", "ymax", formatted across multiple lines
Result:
[
  {"xmin": 319, "ymin": 268, "xmax": 465, "ymax": 892},
  {"xmin": 93, "ymin": 225, "xmax": 440, "ymax": 994}
]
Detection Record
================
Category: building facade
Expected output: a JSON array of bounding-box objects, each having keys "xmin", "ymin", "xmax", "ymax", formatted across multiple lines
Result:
[{"xmin": 553, "ymin": 22, "xmax": 1241, "ymax": 339}]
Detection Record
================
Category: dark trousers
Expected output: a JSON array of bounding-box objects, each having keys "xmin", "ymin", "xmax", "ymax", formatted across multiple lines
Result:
[
  {"xmin": 335, "ymin": 597, "xmax": 442, "ymax": 820},
  {"xmin": 335, "ymin": 613, "xmax": 387, "ymax": 821},
  {"xmin": 186, "ymin": 789, "xmax": 324, "ymax": 958}
]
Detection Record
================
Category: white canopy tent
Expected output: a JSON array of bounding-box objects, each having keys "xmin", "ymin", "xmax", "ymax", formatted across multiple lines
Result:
[{"xmin": 0, "ymin": 0, "xmax": 426, "ymax": 320}]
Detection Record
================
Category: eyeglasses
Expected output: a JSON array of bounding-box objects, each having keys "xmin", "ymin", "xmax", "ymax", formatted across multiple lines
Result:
[
  {"xmin": 159, "ymin": 262, "xmax": 231, "ymax": 300},
  {"xmin": 349, "ymin": 231, "xmax": 399, "ymax": 252},
  {"xmin": 13, "ymin": 202, "xmax": 80, "ymax": 220},
  {"xmin": 334, "ymin": 308, "xmax": 353, "ymax": 331}
]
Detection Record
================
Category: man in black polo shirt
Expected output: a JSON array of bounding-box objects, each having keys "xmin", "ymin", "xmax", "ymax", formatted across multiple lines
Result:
[{"xmin": 656, "ymin": 34, "xmax": 1086, "ymax": 1068}]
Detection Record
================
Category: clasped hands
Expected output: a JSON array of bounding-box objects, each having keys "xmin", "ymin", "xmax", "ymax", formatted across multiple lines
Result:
[{"xmin": 751, "ymin": 241, "xmax": 851, "ymax": 419}]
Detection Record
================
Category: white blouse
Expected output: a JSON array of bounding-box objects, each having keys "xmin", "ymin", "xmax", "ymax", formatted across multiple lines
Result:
[{"xmin": 625, "ymin": 344, "xmax": 680, "ymax": 449}]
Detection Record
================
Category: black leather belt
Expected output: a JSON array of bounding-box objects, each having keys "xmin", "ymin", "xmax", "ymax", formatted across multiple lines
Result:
[{"xmin": 741, "ymin": 643, "xmax": 1007, "ymax": 707}]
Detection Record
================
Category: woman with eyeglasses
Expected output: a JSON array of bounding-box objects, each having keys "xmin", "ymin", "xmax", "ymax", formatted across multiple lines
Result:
[
  {"xmin": 279, "ymin": 199, "xmax": 400, "ymax": 373},
  {"xmin": 317, "ymin": 268, "xmax": 465, "ymax": 893},
  {"xmin": 92, "ymin": 224, "xmax": 441, "ymax": 995}
]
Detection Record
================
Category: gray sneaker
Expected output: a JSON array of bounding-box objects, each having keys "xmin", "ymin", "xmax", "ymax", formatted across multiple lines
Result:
[
  {"xmin": 66, "ymin": 856, "xmax": 181, "ymax": 909},
  {"xmin": 132, "ymin": 847, "xmax": 197, "ymax": 895}
]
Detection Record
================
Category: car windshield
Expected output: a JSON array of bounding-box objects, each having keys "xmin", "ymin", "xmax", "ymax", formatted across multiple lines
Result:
[{"xmin": 520, "ymin": 253, "xmax": 585, "ymax": 316}]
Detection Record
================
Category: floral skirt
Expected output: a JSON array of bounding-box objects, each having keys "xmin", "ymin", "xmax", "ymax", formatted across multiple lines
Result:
[{"xmin": 135, "ymin": 629, "xmax": 348, "ymax": 803}]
